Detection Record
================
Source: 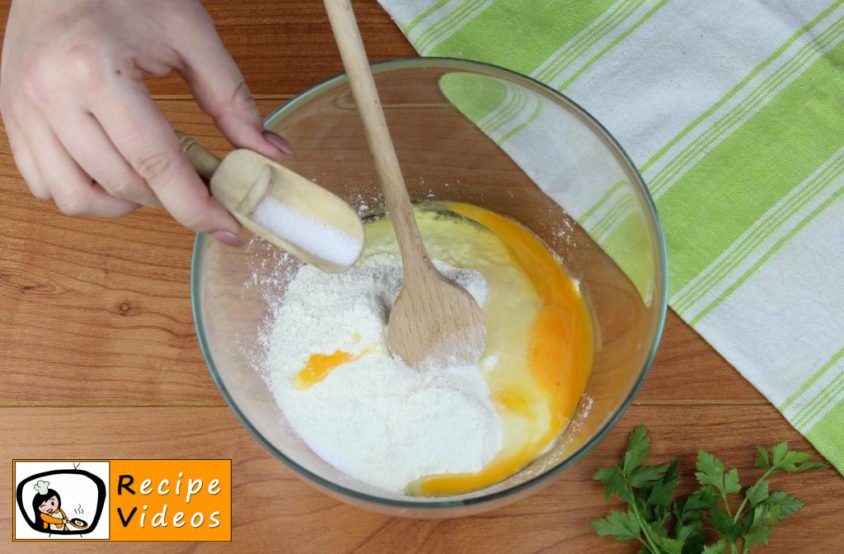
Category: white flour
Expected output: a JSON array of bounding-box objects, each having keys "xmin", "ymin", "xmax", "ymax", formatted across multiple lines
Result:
[{"xmin": 264, "ymin": 253, "xmax": 503, "ymax": 492}]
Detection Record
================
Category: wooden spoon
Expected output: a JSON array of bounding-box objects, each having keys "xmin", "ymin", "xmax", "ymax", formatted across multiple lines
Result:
[
  {"xmin": 323, "ymin": 0, "xmax": 486, "ymax": 369},
  {"xmin": 178, "ymin": 132, "xmax": 364, "ymax": 272}
]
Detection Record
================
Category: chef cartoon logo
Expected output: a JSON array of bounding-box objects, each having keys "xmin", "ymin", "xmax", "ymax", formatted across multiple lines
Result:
[{"xmin": 14, "ymin": 461, "xmax": 109, "ymax": 540}]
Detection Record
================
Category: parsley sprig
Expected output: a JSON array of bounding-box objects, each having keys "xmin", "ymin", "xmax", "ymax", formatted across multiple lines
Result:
[{"xmin": 592, "ymin": 425, "xmax": 825, "ymax": 553}]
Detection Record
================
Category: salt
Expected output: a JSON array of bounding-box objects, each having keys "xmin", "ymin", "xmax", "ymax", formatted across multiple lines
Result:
[{"xmin": 252, "ymin": 196, "xmax": 363, "ymax": 267}]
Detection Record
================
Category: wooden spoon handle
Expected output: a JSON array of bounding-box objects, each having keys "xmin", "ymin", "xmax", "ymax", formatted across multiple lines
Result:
[
  {"xmin": 176, "ymin": 131, "xmax": 222, "ymax": 181},
  {"xmin": 323, "ymin": 0, "xmax": 429, "ymax": 277}
]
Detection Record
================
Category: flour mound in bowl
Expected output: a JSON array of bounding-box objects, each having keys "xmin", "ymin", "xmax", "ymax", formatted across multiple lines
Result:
[{"xmin": 264, "ymin": 253, "xmax": 502, "ymax": 493}]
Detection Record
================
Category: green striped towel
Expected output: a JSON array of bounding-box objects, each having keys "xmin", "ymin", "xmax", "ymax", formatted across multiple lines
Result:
[{"xmin": 376, "ymin": 0, "xmax": 844, "ymax": 473}]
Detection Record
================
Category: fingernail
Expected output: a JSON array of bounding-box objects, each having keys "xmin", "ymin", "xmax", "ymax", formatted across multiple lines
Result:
[
  {"xmin": 211, "ymin": 230, "xmax": 245, "ymax": 248},
  {"xmin": 262, "ymin": 130, "xmax": 296, "ymax": 157}
]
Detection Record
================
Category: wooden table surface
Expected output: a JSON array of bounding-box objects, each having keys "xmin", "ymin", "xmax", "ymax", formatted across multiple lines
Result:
[{"xmin": 1, "ymin": 2, "xmax": 840, "ymax": 552}]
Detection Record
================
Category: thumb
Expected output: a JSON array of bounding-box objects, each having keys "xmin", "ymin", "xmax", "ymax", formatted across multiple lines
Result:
[{"xmin": 174, "ymin": 10, "xmax": 293, "ymax": 158}]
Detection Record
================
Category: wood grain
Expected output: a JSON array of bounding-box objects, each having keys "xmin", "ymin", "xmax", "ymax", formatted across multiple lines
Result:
[
  {"xmin": 0, "ymin": 0, "xmax": 838, "ymax": 552},
  {"xmin": 1, "ymin": 407, "xmax": 841, "ymax": 553}
]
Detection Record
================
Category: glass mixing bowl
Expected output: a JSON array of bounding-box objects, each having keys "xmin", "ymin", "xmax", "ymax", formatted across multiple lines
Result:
[{"xmin": 191, "ymin": 58, "xmax": 667, "ymax": 517}]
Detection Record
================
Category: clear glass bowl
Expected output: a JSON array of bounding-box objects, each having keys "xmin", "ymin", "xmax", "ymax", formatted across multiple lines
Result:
[{"xmin": 191, "ymin": 58, "xmax": 667, "ymax": 517}]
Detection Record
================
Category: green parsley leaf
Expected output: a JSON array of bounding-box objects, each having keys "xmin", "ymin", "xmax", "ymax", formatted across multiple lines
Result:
[
  {"xmin": 646, "ymin": 461, "xmax": 679, "ymax": 508},
  {"xmin": 683, "ymin": 487, "xmax": 717, "ymax": 511},
  {"xmin": 695, "ymin": 451, "xmax": 741, "ymax": 495},
  {"xmin": 592, "ymin": 509, "xmax": 641, "ymax": 542},
  {"xmin": 742, "ymin": 503, "xmax": 780, "ymax": 549},
  {"xmin": 745, "ymin": 479, "xmax": 769, "ymax": 507},
  {"xmin": 771, "ymin": 442, "xmax": 789, "ymax": 466},
  {"xmin": 673, "ymin": 492, "xmax": 709, "ymax": 552},
  {"xmin": 709, "ymin": 506, "xmax": 740, "ymax": 541},
  {"xmin": 649, "ymin": 503, "xmax": 672, "ymax": 533},
  {"xmin": 594, "ymin": 465, "xmax": 631, "ymax": 503},
  {"xmin": 724, "ymin": 467, "xmax": 741, "ymax": 494},
  {"xmin": 796, "ymin": 460, "xmax": 827, "ymax": 471},
  {"xmin": 652, "ymin": 534, "xmax": 684, "ymax": 554},
  {"xmin": 623, "ymin": 425, "xmax": 651, "ymax": 476},
  {"xmin": 593, "ymin": 466, "xmax": 616, "ymax": 482},
  {"xmin": 764, "ymin": 491, "xmax": 803, "ymax": 520},
  {"xmin": 765, "ymin": 443, "xmax": 828, "ymax": 473},
  {"xmin": 593, "ymin": 427, "xmax": 826, "ymax": 554},
  {"xmin": 630, "ymin": 462, "xmax": 671, "ymax": 488},
  {"xmin": 776, "ymin": 450, "xmax": 811, "ymax": 471},
  {"xmin": 701, "ymin": 539, "xmax": 728, "ymax": 554},
  {"xmin": 753, "ymin": 445, "xmax": 770, "ymax": 470}
]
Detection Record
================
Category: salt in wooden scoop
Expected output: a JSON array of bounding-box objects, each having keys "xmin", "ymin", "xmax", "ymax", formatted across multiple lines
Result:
[
  {"xmin": 178, "ymin": 132, "xmax": 364, "ymax": 272},
  {"xmin": 323, "ymin": 0, "xmax": 487, "ymax": 369}
]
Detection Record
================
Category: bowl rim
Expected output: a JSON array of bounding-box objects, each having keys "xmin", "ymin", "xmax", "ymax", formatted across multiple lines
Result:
[{"xmin": 191, "ymin": 56, "xmax": 668, "ymax": 510}]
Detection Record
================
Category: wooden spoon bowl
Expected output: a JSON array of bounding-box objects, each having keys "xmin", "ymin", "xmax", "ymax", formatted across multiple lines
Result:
[{"xmin": 324, "ymin": 0, "xmax": 486, "ymax": 368}]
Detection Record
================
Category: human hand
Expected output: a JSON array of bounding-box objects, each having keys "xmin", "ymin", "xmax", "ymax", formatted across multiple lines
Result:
[{"xmin": 0, "ymin": 0, "xmax": 293, "ymax": 245}]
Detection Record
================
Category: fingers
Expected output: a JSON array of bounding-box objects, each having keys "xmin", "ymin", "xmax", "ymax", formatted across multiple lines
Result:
[
  {"xmin": 49, "ymin": 110, "xmax": 162, "ymax": 208},
  {"xmin": 21, "ymin": 107, "xmax": 138, "ymax": 217},
  {"xmin": 174, "ymin": 10, "xmax": 294, "ymax": 158},
  {"xmin": 92, "ymin": 79, "xmax": 241, "ymax": 236},
  {"xmin": 4, "ymin": 115, "xmax": 50, "ymax": 200},
  {"xmin": 2, "ymin": 1, "xmax": 277, "ymax": 243}
]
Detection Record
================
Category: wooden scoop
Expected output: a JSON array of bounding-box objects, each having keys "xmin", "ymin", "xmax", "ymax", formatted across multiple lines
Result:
[
  {"xmin": 178, "ymin": 132, "xmax": 364, "ymax": 272},
  {"xmin": 323, "ymin": 0, "xmax": 486, "ymax": 369}
]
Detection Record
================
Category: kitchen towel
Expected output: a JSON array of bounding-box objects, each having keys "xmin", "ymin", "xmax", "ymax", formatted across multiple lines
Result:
[{"xmin": 376, "ymin": 0, "xmax": 844, "ymax": 473}]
